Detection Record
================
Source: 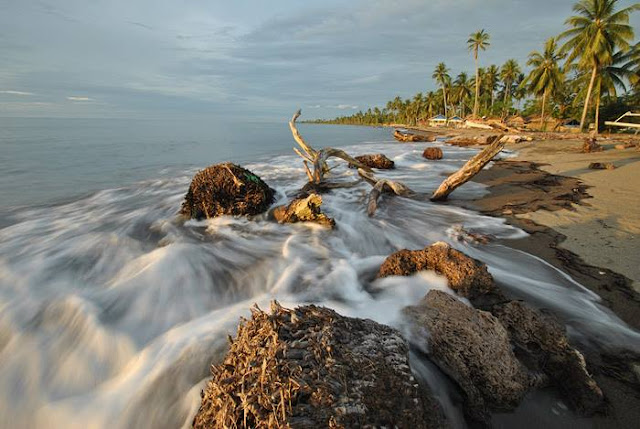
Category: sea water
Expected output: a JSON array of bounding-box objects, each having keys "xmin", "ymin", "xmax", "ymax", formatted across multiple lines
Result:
[{"xmin": 0, "ymin": 118, "xmax": 638, "ymax": 428}]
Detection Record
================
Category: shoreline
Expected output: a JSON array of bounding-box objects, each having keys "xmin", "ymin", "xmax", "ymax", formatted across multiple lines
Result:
[{"xmin": 461, "ymin": 151, "xmax": 640, "ymax": 428}]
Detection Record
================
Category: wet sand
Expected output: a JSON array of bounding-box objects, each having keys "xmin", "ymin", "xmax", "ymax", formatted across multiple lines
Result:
[{"xmin": 459, "ymin": 137, "xmax": 640, "ymax": 428}]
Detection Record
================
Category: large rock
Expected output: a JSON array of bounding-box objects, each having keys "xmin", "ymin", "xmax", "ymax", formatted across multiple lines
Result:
[
  {"xmin": 350, "ymin": 153, "xmax": 395, "ymax": 169},
  {"xmin": 493, "ymin": 301, "xmax": 604, "ymax": 414},
  {"xmin": 193, "ymin": 302, "xmax": 445, "ymax": 429},
  {"xmin": 423, "ymin": 147, "xmax": 444, "ymax": 160},
  {"xmin": 181, "ymin": 163, "xmax": 275, "ymax": 220},
  {"xmin": 272, "ymin": 193, "xmax": 335, "ymax": 227},
  {"xmin": 404, "ymin": 291, "xmax": 531, "ymax": 423},
  {"xmin": 378, "ymin": 242, "xmax": 500, "ymax": 301}
]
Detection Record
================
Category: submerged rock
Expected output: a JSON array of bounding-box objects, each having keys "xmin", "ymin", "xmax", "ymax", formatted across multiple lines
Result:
[
  {"xmin": 180, "ymin": 163, "xmax": 275, "ymax": 220},
  {"xmin": 423, "ymin": 147, "xmax": 444, "ymax": 160},
  {"xmin": 272, "ymin": 193, "xmax": 335, "ymax": 227},
  {"xmin": 193, "ymin": 302, "xmax": 445, "ymax": 429},
  {"xmin": 404, "ymin": 290, "xmax": 531, "ymax": 423},
  {"xmin": 493, "ymin": 301, "xmax": 604, "ymax": 414},
  {"xmin": 378, "ymin": 242, "xmax": 500, "ymax": 301},
  {"xmin": 349, "ymin": 153, "xmax": 395, "ymax": 169}
]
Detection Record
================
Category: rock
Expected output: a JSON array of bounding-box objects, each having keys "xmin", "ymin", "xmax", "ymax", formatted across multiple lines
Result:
[
  {"xmin": 272, "ymin": 193, "xmax": 335, "ymax": 227},
  {"xmin": 404, "ymin": 291, "xmax": 531, "ymax": 423},
  {"xmin": 588, "ymin": 162, "xmax": 616, "ymax": 170},
  {"xmin": 492, "ymin": 301, "xmax": 604, "ymax": 415},
  {"xmin": 423, "ymin": 147, "xmax": 444, "ymax": 160},
  {"xmin": 180, "ymin": 163, "xmax": 275, "ymax": 220},
  {"xmin": 614, "ymin": 143, "xmax": 635, "ymax": 150},
  {"xmin": 193, "ymin": 302, "xmax": 445, "ymax": 429},
  {"xmin": 447, "ymin": 134, "xmax": 501, "ymax": 147},
  {"xmin": 378, "ymin": 242, "xmax": 501, "ymax": 302},
  {"xmin": 582, "ymin": 138, "xmax": 604, "ymax": 153},
  {"xmin": 349, "ymin": 153, "xmax": 395, "ymax": 169},
  {"xmin": 394, "ymin": 129, "xmax": 437, "ymax": 142}
]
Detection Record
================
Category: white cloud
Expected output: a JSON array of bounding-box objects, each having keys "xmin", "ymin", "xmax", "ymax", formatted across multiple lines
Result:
[
  {"xmin": 66, "ymin": 96, "xmax": 93, "ymax": 102},
  {"xmin": 335, "ymin": 104, "xmax": 358, "ymax": 110},
  {"xmin": 0, "ymin": 90, "xmax": 34, "ymax": 96}
]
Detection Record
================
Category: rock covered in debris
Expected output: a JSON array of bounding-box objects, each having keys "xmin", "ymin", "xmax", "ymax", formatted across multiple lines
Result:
[
  {"xmin": 404, "ymin": 290, "xmax": 532, "ymax": 423},
  {"xmin": 193, "ymin": 302, "xmax": 446, "ymax": 429},
  {"xmin": 180, "ymin": 163, "xmax": 275, "ymax": 220},
  {"xmin": 423, "ymin": 147, "xmax": 444, "ymax": 160},
  {"xmin": 349, "ymin": 153, "xmax": 395, "ymax": 169},
  {"xmin": 377, "ymin": 242, "xmax": 500, "ymax": 301},
  {"xmin": 272, "ymin": 193, "xmax": 335, "ymax": 227},
  {"xmin": 492, "ymin": 301, "xmax": 604, "ymax": 414}
]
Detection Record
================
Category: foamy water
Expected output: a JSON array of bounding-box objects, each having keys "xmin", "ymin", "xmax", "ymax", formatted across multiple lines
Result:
[{"xmin": 0, "ymin": 139, "xmax": 638, "ymax": 428}]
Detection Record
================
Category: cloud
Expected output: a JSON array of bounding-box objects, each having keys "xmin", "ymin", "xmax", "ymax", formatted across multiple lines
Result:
[
  {"xmin": 66, "ymin": 96, "xmax": 93, "ymax": 102},
  {"xmin": 0, "ymin": 90, "xmax": 34, "ymax": 96},
  {"xmin": 334, "ymin": 104, "xmax": 359, "ymax": 110}
]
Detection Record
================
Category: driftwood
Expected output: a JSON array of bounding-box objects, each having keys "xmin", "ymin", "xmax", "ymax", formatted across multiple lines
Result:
[
  {"xmin": 272, "ymin": 193, "xmax": 335, "ymax": 227},
  {"xmin": 358, "ymin": 169, "xmax": 414, "ymax": 216},
  {"xmin": 290, "ymin": 110, "xmax": 372, "ymax": 183},
  {"xmin": 431, "ymin": 138, "xmax": 505, "ymax": 201},
  {"xmin": 393, "ymin": 129, "xmax": 436, "ymax": 142}
]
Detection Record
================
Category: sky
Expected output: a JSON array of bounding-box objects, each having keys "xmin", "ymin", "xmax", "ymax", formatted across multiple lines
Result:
[{"xmin": 1, "ymin": 0, "xmax": 639, "ymax": 120}]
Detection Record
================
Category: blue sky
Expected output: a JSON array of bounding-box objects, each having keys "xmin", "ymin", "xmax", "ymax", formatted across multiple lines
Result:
[{"xmin": 1, "ymin": 0, "xmax": 639, "ymax": 120}]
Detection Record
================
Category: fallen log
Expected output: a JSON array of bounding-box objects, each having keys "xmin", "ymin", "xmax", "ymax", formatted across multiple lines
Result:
[
  {"xmin": 447, "ymin": 134, "xmax": 501, "ymax": 147},
  {"xmin": 358, "ymin": 169, "xmax": 414, "ymax": 216},
  {"xmin": 393, "ymin": 129, "xmax": 436, "ymax": 142},
  {"xmin": 290, "ymin": 110, "xmax": 372, "ymax": 183},
  {"xmin": 431, "ymin": 137, "xmax": 505, "ymax": 201}
]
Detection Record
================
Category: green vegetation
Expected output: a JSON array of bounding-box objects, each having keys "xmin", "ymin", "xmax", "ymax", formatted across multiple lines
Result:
[{"xmin": 312, "ymin": 0, "xmax": 640, "ymax": 133}]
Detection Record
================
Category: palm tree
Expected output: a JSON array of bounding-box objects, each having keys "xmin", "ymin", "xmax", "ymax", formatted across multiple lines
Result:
[
  {"xmin": 500, "ymin": 59, "xmax": 522, "ymax": 114},
  {"xmin": 467, "ymin": 29, "xmax": 491, "ymax": 118},
  {"xmin": 453, "ymin": 72, "xmax": 473, "ymax": 117},
  {"xmin": 485, "ymin": 65, "xmax": 500, "ymax": 111},
  {"xmin": 432, "ymin": 62, "xmax": 451, "ymax": 118},
  {"xmin": 523, "ymin": 37, "xmax": 566, "ymax": 130},
  {"xmin": 424, "ymin": 91, "xmax": 437, "ymax": 119},
  {"xmin": 559, "ymin": 0, "xmax": 639, "ymax": 131}
]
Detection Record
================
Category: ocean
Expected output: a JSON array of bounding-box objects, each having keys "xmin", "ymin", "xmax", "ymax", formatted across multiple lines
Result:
[{"xmin": 0, "ymin": 118, "xmax": 637, "ymax": 428}]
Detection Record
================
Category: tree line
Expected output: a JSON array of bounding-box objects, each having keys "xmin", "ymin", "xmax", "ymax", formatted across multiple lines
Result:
[{"xmin": 311, "ymin": 0, "xmax": 640, "ymax": 134}]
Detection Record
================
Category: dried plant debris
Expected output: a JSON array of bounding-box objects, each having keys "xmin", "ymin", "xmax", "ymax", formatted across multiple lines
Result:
[
  {"xmin": 181, "ymin": 163, "xmax": 275, "ymax": 220},
  {"xmin": 193, "ymin": 301, "xmax": 446, "ymax": 429}
]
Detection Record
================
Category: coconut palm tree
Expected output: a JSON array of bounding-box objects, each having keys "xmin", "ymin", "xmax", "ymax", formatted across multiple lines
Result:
[
  {"xmin": 523, "ymin": 37, "xmax": 566, "ymax": 130},
  {"xmin": 484, "ymin": 65, "xmax": 500, "ymax": 111},
  {"xmin": 500, "ymin": 59, "xmax": 522, "ymax": 113},
  {"xmin": 424, "ymin": 91, "xmax": 437, "ymax": 119},
  {"xmin": 432, "ymin": 62, "xmax": 451, "ymax": 117},
  {"xmin": 454, "ymin": 72, "xmax": 473, "ymax": 117},
  {"xmin": 559, "ymin": 0, "xmax": 639, "ymax": 131},
  {"xmin": 467, "ymin": 29, "xmax": 491, "ymax": 118}
]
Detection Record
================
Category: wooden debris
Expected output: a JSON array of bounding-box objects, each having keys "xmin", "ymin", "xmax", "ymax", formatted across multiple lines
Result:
[
  {"xmin": 431, "ymin": 138, "xmax": 505, "ymax": 201},
  {"xmin": 448, "ymin": 134, "xmax": 501, "ymax": 147},
  {"xmin": 358, "ymin": 169, "xmax": 414, "ymax": 216},
  {"xmin": 499, "ymin": 135, "xmax": 533, "ymax": 144},
  {"xmin": 272, "ymin": 193, "xmax": 335, "ymax": 227},
  {"xmin": 393, "ymin": 129, "xmax": 436, "ymax": 142}
]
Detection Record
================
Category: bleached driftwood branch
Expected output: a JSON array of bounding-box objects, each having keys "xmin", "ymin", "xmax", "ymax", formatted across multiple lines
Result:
[
  {"xmin": 289, "ymin": 110, "xmax": 372, "ymax": 183},
  {"xmin": 358, "ymin": 169, "xmax": 414, "ymax": 216},
  {"xmin": 430, "ymin": 138, "xmax": 505, "ymax": 202}
]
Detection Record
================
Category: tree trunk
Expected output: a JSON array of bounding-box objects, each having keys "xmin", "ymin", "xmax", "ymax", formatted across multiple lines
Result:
[
  {"xmin": 580, "ymin": 65, "xmax": 598, "ymax": 132},
  {"xmin": 443, "ymin": 85, "xmax": 448, "ymax": 120},
  {"xmin": 474, "ymin": 52, "xmax": 480, "ymax": 118},
  {"xmin": 541, "ymin": 89, "xmax": 547, "ymax": 131},
  {"xmin": 594, "ymin": 80, "xmax": 601, "ymax": 135},
  {"xmin": 431, "ymin": 138, "xmax": 505, "ymax": 201}
]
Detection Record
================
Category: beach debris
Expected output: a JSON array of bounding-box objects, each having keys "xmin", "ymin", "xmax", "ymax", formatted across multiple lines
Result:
[
  {"xmin": 180, "ymin": 163, "xmax": 275, "ymax": 220},
  {"xmin": 290, "ymin": 110, "xmax": 372, "ymax": 184},
  {"xmin": 588, "ymin": 162, "xmax": 616, "ymax": 170},
  {"xmin": 582, "ymin": 137, "xmax": 604, "ymax": 153},
  {"xmin": 404, "ymin": 290, "xmax": 532, "ymax": 424},
  {"xmin": 449, "ymin": 224, "xmax": 491, "ymax": 245},
  {"xmin": 423, "ymin": 147, "xmax": 444, "ymax": 160},
  {"xmin": 192, "ymin": 301, "xmax": 445, "ymax": 429},
  {"xmin": 447, "ymin": 134, "xmax": 502, "ymax": 147},
  {"xmin": 431, "ymin": 138, "xmax": 505, "ymax": 201},
  {"xmin": 499, "ymin": 135, "xmax": 533, "ymax": 144},
  {"xmin": 348, "ymin": 153, "xmax": 395, "ymax": 169},
  {"xmin": 493, "ymin": 301, "xmax": 604, "ymax": 414},
  {"xmin": 272, "ymin": 193, "xmax": 335, "ymax": 227},
  {"xmin": 464, "ymin": 120, "xmax": 494, "ymax": 130},
  {"xmin": 393, "ymin": 129, "xmax": 437, "ymax": 142},
  {"xmin": 378, "ymin": 242, "xmax": 500, "ymax": 301},
  {"xmin": 357, "ymin": 168, "xmax": 414, "ymax": 217}
]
